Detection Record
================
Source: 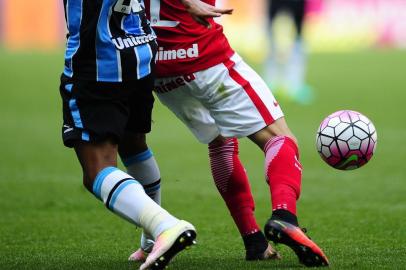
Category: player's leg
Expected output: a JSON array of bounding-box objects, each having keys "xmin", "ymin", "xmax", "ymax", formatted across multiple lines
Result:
[
  {"xmin": 190, "ymin": 53, "xmax": 297, "ymax": 219},
  {"xmin": 199, "ymin": 53, "xmax": 328, "ymax": 266},
  {"xmin": 290, "ymin": 0, "xmax": 306, "ymax": 37},
  {"xmin": 264, "ymin": 0, "xmax": 284, "ymax": 91},
  {"xmin": 248, "ymin": 120, "xmax": 328, "ymax": 267},
  {"xmin": 122, "ymin": 76, "xmax": 198, "ymax": 270},
  {"xmin": 248, "ymin": 118, "xmax": 299, "ymax": 220},
  {"xmin": 285, "ymin": 0, "xmax": 313, "ymax": 104},
  {"xmin": 119, "ymin": 135, "xmax": 161, "ymax": 210},
  {"xmin": 60, "ymin": 77, "xmax": 196, "ymax": 270},
  {"xmin": 209, "ymin": 135, "xmax": 279, "ymax": 260},
  {"xmin": 156, "ymin": 79, "xmax": 278, "ymax": 260},
  {"xmin": 120, "ymin": 136, "xmax": 193, "ymax": 270},
  {"xmin": 75, "ymin": 140, "xmax": 168, "ymax": 234},
  {"xmin": 119, "ymin": 132, "xmax": 161, "ymax": 262},
  {"xmin": 73, "ymin": 138, "xmax": 195, "ymax": 270}
]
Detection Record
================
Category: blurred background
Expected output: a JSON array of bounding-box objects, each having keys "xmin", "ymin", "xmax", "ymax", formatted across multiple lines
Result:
[
  {"xmin": 1, "ymin": 1, "xmax": 405, "ymax": 269},
  {"xmin": 2, "ymin": 0, "xmax": 406, "ymax": 102},
  {"xmin": 223, "ymin": 0, "xmax": 406, "ymax": 54},
  {"xmin": 2, "ymin": 0, "xmax": 406, "ymax": 52}
]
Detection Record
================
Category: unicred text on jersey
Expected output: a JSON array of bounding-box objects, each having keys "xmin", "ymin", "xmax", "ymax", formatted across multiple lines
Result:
[{"xmin": 144, "ymin": 0, "xmax": 234, "ymax": 77}]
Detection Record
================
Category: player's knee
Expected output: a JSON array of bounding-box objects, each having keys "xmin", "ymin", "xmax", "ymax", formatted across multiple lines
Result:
[
  {"xmin": 118, "ymin": 132, "xmax": 148, "ymax": 158},
  {"xmin": 268, "ymin": 118, "xmax": 295, "ymax": 137},
  {"xmin": 83, "ymin": 166, "xmax": 108, "ymax": 193},
  {"xmin": 208, "ymin": 135, "xmax": 228, "ymax": 148},
  {"xmin": 208, "ymin": 137, "xmax": 238, "ymax": 156},
  {"xmin": 250, "ymin": 118, "xmax": 299, "ymax": 148},
  {"xmin": 82, "ymin": 174, "xmax": 94, "ymax": 193}
]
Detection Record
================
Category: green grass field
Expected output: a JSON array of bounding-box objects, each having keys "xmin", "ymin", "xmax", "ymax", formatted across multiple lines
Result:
[{"xmin": 0, "ymin": 49, "xmax": 405, "ymax": 270}]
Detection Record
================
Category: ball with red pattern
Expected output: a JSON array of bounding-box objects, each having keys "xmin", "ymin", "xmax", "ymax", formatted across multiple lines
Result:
[{"xmin": 316, "ymin": 110, "xmax": 377, "ymax": 170}]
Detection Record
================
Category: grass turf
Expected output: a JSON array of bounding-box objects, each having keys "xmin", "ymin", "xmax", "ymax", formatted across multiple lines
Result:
[{"xmin": 0, "ymin": 49, "xmax": 405, "ymax": 269}]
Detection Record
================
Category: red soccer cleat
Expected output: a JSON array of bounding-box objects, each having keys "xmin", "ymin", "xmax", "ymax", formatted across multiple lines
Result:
[{"xmin": 264, "ymin": 219, "xmax": 329, "ymax": 267}]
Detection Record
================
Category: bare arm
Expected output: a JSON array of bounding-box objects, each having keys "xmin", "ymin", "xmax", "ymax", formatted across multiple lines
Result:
[{"xmin": 180, "ymin": 0, "xmax": 233, "ymax": 28}]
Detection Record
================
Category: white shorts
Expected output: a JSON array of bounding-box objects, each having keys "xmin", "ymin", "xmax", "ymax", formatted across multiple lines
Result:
[{"xmin": 155, "ymin": 53, "xmax": 284, "ymax": 144}]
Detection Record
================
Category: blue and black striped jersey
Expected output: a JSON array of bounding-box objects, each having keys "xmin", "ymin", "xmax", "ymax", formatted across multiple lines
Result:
[{"xmin": 63, "ymin": 0, "xmax": 157, "ymax": 82}]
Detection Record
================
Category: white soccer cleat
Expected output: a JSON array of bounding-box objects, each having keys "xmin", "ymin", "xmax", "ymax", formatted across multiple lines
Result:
[
  {"xmin": 139, "ymin": 220, "xmax": 197, "ymax": 270},
  {"xmin": 129, "ymin": 236, "xmax": 155, "ymax": 263}
]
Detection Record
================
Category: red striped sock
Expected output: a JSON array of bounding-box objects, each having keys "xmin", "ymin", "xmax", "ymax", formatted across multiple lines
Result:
[
  {"xmin": 209, "ymin": 138, "xmax": 260, "ymax": 236},
  {"xmin": 264, "ymin": 136, "xmax": 302, "ymax": 215}
]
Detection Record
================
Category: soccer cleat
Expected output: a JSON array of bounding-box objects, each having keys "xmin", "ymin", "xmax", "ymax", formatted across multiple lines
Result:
[
  {"xmin": 139, "ymin": 220, "xmax": 197, "ymax": 270},
  {"xmin": 262, "ymin": 244, "xmax": 281, "ymax": 260},
  {"xmin": 246, "ymin": 243, "xmax": 281, "ymax": 260},
  {"xmin": 129, "ymin": 248, "xmax": 149, "ymax": 263},
  {"xmin": 129, "ymin": 236, "xmax": 155, "ymax": 263},
  {"xmin": 264, "ymin": 219, "xmax": 329, "ymax": 267},
  {"xmin": 243, "ymin": 231, "xmax": 281, "ymax": 261}
]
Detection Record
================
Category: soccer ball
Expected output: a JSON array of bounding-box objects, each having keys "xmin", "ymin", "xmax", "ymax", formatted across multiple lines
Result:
[{"xmin": 316, "ymin": 110, "xmax": 377, "ymax": 170}]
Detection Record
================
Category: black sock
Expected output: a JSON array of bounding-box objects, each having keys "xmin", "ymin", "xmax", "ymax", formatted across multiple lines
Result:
[
  {"xmin": 243, "ymin": 231, "xmax": 268, "ymax": 260},
  {"xmin": 271, "ymin": 209, "xmax": 299, "ymax": 226}
]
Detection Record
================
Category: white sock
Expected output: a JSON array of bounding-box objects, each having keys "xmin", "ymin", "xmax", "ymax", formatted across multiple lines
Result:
[
  {"xmin": 140, "ymin": 232, "xmax": 155, "ymax": 252},
  {"xmin": 93, "ymin": 166, "xmax": 178, "ymax": 239},
  {"xmin": 286, "ymin": 38, "xmax": 306, "ymax": 93},
  {"xmin": 122, "ymin": 148, "xmax": 161, "ymax": 205},
  {"xmin": 122, "ymin": 149, "xmax": 161, "ymax": 249}
]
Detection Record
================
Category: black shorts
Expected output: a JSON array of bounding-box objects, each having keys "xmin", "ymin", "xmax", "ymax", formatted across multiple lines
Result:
[
  {"xmin": 59, "ymin": 74, "xmax": 155, "ymax": 148},
  {"xmin": 269, "ymin": 0, "xmax": 306, "ymax": 35}
]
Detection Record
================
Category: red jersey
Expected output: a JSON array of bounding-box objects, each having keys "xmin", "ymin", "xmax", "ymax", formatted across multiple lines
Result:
[{"xmin": 144, "ymin": 0, "xmax": 234, "ymax": 77}]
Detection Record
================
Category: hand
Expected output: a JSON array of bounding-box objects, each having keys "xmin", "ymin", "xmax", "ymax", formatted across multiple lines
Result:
[{"xmin": 180, "ymin": 0, "xmax": 233, "ymax": 28}]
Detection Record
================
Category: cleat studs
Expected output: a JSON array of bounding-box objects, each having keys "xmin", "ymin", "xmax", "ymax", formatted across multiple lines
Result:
[
  {"xmin": 186, "ymin": 232, "xmax": 191, "ymax": 237},
  {"xmin": 159, "ymin": 257, "xmax": 165, "ymax": 261},
  {"xmin": 179, "ymin": 237, "xmax": 185, "ymax": 243},
  {"xmin": 155, "ymin": 262, "xmax": 159, "ymax": 266},
  {"xmin": 186, "ymin": 246, "xmax": 190, "ymax": 250},
  {"xmin": 277, "ymin": 232, "xmax": 282, "ymax": 239},
  {"xmin": 192, "ymin": 240, "xmax": 197, "ymax": 245}
]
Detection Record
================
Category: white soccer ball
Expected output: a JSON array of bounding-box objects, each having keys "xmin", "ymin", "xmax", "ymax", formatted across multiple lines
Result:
[{"xmin": 316, "ymin": 110, "xmax": 377, "ymax": 170}]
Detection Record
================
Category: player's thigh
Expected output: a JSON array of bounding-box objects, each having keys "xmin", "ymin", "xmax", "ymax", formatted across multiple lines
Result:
[
  {"xmin": 59, "ymin": 75, "xmax": 133, "ymax": 148},
  {"xmin": 200, "ymin": 53, "xmax": 284, "ymax": 139},
  {"xmin": 118, "ymin": 132, "xmax": 147, "ymax": 158},
  {"xmin": 118, "ymin": 74, "xmax": 155, "ymax": 156},
  {"xmin": 125, "ymin": 74, "xmax": 155, "ymax": 135},
  {"xmin": 155, "ymin": 78, "xmax": 220, "ymax": 144},
  {"xmin": 59, "ymin": 76, "xmax": 137, "ymax": 189}
]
